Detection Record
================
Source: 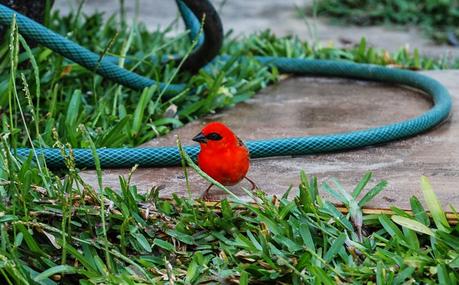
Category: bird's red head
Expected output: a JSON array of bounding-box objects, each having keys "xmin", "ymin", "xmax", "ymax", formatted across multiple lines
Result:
[{"xmin": 192, "ymin": 122, "xmax": 239, "ymax": 149}]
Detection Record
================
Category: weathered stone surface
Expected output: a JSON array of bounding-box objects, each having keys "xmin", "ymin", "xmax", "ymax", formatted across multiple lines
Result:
[{"xmin": 80, "ymin": 70, "xmax": 458, "ymax": 212}]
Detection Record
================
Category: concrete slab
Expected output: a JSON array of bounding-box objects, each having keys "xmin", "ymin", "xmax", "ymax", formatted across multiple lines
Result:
[
  {"xmin": 80, "ymin": 70, "xmax": 458, "ymax": 212},
  {"xmin": 54, "ymin": 0, "xmax": 459, "ymax": 58}
]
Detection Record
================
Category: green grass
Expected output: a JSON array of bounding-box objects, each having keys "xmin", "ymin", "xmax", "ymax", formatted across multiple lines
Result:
[
  {"xmin": 310, "ymin": 0, "xmax": 459, "ymax": 44},
  {"xmin": 1, "ymin": 147, "xmax": 459, "ymax": 284},
  {"xmin": 1, "ymin": 5, "xmax": 459, "ymax": 284}
]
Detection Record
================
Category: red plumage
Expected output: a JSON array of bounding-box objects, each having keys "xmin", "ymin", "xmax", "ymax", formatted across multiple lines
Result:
[{"xmin": 192, "ymin": 122, "xmax": 254, "ymax": 199}]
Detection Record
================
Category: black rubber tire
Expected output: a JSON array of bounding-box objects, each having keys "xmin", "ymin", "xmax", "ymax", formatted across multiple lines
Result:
[{"xmin": 179, "ymin": 0, "xmax": 224, "ymax": 72}]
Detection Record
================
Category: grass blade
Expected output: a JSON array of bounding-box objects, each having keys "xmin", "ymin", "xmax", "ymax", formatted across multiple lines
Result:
[
  {"xmin": 324, "ymin": 233, "xmax": 346, "ymax": 262},
  {"xmin": 33, "ymin": 265, "xmax": 78, "ymax": 281},
  {"xmin": 358, "ymin": 180, "xmax": 387, "ymax": 207},
  {"xmin": 391, "ymin": 215, "xmax": 434, "ymax": 236},
  {"xmin": 420, "ymin": 176, "xmax": 451, "ymax": 232},
  {"xmin": 352, "ymin": 172, "xmax": 372, "ymax": 198}
]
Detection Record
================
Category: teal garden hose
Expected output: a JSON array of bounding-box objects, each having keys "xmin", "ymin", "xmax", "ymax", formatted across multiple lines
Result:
[{"xmin": 0, "ymin": 0, "xmax": 452, "ymax": 169}]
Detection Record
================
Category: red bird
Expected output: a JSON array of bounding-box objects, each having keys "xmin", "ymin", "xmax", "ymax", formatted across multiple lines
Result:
[{"xmin": 192, "ymin": 122, "xmax": 256, "ymax": 200}]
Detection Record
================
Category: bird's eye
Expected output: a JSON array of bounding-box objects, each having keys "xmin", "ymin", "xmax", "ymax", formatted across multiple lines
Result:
[{"xmin": 206, "ymin": 132, "xmax": 223, "ymax": 141}]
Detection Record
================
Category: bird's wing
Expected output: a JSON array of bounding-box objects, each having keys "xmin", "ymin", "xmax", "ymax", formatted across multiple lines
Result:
[
  {"xmin": 236, "ymin": 136, "xmax": 246, "ymax": 148},
  {"xmin": 236, "ymin": 136, "xmax": 251, "ymax": 157}
]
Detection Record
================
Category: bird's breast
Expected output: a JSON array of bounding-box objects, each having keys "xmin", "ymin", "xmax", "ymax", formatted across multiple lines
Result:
[{"xmin": 197, "ymin": 146, "xmax": 250, "ymax": 186}]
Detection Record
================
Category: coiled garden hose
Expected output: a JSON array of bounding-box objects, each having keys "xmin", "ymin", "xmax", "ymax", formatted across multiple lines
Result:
[{"xmin": 0, "ymin": 0, "xmax": 452, "ymax": 169}]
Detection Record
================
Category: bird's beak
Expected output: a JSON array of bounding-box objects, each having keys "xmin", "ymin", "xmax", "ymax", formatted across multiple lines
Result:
[{"xmin": 192, "ymin": 132, "xmax": 207, "ymax": 143}]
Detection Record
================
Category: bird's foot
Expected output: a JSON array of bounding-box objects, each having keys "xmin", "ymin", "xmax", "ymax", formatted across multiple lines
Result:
[
  {"xmin": 200, "ymin": 191, "xmax": 212, "ymax": 202},
  {"xmin": 200, "ymin": 184, "xmax": 213, "ymax": 202},
  {"xmin": 244, "ymin": 176, "xmax": 258, "ymax": 192}
]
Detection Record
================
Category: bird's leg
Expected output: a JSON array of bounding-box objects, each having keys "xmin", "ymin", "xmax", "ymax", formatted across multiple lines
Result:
[
  {"xmin": 244, "ymin": 176, "xmax": 258, "ymax": 191},
  {"xmin": 200, "ymin": 184, "xmax": 214, "ymax": 201}
]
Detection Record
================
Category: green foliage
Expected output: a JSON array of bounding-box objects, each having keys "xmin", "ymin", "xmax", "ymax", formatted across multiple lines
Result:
[
  {"xmin": 313, "ymin": 0, "xmax": 459, "ymax": 43},
  {"xmin": 1, "ymin": 144, "xmax": 458, "ymax": 284}
]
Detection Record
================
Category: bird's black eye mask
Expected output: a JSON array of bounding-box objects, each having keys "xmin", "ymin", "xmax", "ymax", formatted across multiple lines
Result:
[{"xmin": 205, "ymin": 132, "xmax": 223, "ymax": 141}]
